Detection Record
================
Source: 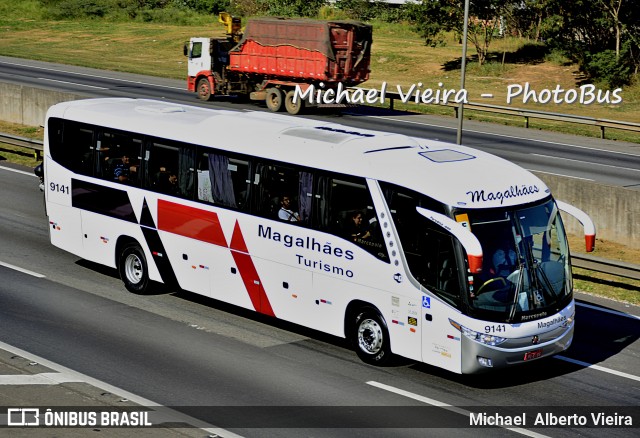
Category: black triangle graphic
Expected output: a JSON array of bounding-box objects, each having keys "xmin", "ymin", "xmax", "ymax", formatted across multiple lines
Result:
[{"xmin": 140, "ymin": 198, "xmax": 156, "ymax": 228}]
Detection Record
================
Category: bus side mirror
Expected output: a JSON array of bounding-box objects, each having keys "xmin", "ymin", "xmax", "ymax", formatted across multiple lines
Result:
[
  {"xmin": 34, "ymin": 163, "xmax": 43, "ymax": 178},
  {"xmin": 416, "ymin": 207, "xmax": 483, "ymax": 274},
  {"xmin": 183, "ymin": 43, "xmax": 189, "ymax": 57},
  {"xmin": 555, "ymin": 200, "xmax": 596, "ymax": 252}
]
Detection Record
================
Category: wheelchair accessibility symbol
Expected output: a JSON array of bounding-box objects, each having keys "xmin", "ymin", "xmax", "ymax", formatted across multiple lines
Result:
[{"xmin": 422, "ymin": 296, "xmax": 431, "ymax": 309}]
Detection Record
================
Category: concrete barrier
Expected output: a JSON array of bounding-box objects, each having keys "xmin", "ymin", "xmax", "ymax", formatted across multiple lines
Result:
[
  {"xmin": 534, "ymin": 172, "xmax": 640, "ymax": 250},
  {"xmin": 0, "ymin": 82, "xmax": 84, "ymax": 126},
  {"xmin": 1, "ymin": 83, "xmax": 638, "ymax": 249}
]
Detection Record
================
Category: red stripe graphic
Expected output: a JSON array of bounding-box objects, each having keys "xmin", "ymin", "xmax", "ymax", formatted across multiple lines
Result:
[
  {"xmin": 230, "ymin": 220, "xmax": 275, "ymax": 317},
  {"xmin": 156, "ymin": 200, "xmax": 274, "ymax": 317},
  {"xmin": 157, "ymin": 199, "xmax": 228, "ymax": 247}
]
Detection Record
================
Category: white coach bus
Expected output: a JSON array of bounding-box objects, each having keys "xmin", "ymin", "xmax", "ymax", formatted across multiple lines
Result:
[{"xmin": 42, "ymin": 98, "xmax": 595, "ymax": 374}]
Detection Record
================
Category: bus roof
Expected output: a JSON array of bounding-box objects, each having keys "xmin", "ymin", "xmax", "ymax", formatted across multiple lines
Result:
[{"xmin": 48, "ymin": 98, "xmax": 550, "ymax": 209}]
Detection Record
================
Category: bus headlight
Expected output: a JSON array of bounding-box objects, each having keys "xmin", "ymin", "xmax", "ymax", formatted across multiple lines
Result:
[{"xmin": 449, "ymin": 319, "xmax": 507, "ymax": 346}]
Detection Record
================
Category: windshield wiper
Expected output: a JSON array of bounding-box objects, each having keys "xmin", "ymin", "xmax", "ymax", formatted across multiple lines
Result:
[
  {"xmin": 507, "ymin": 263, "xmax": 525, "ymax": 322},
  {"xmin": 536, "ymin": 261, "xmax": 560, "ymax": 301}
]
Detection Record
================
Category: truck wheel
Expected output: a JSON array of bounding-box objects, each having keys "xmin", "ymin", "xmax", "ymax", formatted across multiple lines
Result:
[
  {"xmin": 266, "ymin": 88, "xmax": 284, "ymax": 112},
  {"xmin": 197, "ymin": 78, "xmax": 213, "ymax": 101},
  {"xmin": 352, "ymin": 307, "xmax": 392, "ymax": 365},
  {"xmin": 284, "ymin": 90, "xmax": 305, "ymax": 115},
  {"xmin": 118, "ymin": 243, "xmax": 150, "ymax": 294}
]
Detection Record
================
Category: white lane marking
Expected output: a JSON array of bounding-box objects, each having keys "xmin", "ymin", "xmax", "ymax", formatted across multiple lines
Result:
[
  {"xmin": 38, "ymin": 77, "xmax": 108, "ymax": 90},
  {"xmin": 367, "ymin": 381, "xmax": 550, "ymax": 438},
  {"xmin": 0, "ymin": 261, "xmax": 46, "ymax": 278},
  {"xmin": 0, "ymin": 372, "xmax": 83, "ymax": 385},
  {"xmin": 525, "ymin": 169, "xmax": 594, "ymax": 181},
  {"xmin": 1, "ymin": 59, "xmax": 184, "ymax": 90},
  {"xmin": 576, "ymin": 301, "xmax": 640, "ymax": 320},
  {"xmin": 554, "ymin": 356, "xmax": 640, "ymax": 382},
  {"xmin": 531, "ymin": 153, "xmax": 640, "ymax": 172},
  {"xmin": 0, "ymin": 340, "xmax": 244, "ymax": 437},
  {"xmin": 362, "ymin": 114, "xmax": 640, "ymax": 158},
  {"xmin": 0, "ymin": 165, "xmax": 38, "ymax": 177}
]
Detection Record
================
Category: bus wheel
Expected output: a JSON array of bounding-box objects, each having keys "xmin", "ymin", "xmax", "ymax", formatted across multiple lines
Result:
[
  {"xmin": 118, "ymin": 243, "xmax": 149, "ymax": 294},
  {"xmin": 353, "ymin": 307, "xmax": 391, "ymax": 365},
  {"xmin": 265, "ymin": 88, "xmax": 284, "ymax": 112},
  {"xmin": 197, "ymin": 78, "xmax": 213, "ymax": 101},
  {"xmin": 284, "ymin": 90, "xmax": 304, "ymax": 115}
]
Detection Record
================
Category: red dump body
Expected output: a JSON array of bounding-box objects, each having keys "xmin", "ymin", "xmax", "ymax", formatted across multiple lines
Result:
[{"xmin": 228, "ymin": 18, "xmax": 372, "ymax": 86}]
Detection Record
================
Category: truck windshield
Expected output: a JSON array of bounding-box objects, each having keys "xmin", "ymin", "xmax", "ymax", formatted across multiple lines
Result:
[{"xmin": 459, "ymin": 199, "xmax": 572, "ymax": 322}]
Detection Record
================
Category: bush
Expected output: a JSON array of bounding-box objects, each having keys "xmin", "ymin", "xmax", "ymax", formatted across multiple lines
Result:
[
  {"xmin": 174, "ymin": 0, "xmax": 229, "ymax": 14},
  {"xmin": 583, "ymin": 47, "xmax": 633, "ymax": 88},
  {"xmin": 45, "ymin": 0, "xmax": 110, "ymax": 19}
]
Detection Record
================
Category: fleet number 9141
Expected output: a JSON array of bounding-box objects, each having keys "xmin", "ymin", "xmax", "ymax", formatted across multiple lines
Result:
[
  {"xmin": 50, "ymin": 182, "xmax": 70, "ymax": 195},
  {"xmin": 485, "ymin": 324, "xmax": 506, "ymax": 334}
]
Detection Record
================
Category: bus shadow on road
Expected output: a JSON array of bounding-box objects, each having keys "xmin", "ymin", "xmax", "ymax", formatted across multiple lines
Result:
[{"xmin": 74, "ymin": 258, "xmax": 638, "ymax": 387}]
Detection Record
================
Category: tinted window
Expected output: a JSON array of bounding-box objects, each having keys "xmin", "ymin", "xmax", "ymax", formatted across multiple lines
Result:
[
  {"xmin": 97, "ymin": 130, "xmax": 142, "ymax": 186},
  {"xmin": 316, "ymin": 176, "xmax": 388, "ymax": 261},
  {"xmin": 197, "ymin": 149, "xmax": 251, "ymax": 211},
  {"xmin": 146, "ymin": 140, "xmax": 194, "ymax": 199},
  {"xmin": 48, "ymin": 119, "xmax": 94, "ymax": 176}
]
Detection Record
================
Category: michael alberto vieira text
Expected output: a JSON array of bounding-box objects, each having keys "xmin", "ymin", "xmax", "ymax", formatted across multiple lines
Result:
[{"xmin": 470, "ymin": 411, "xmax": 633, "ymax": 427}]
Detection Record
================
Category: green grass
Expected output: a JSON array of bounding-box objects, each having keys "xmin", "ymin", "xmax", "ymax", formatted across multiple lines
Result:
[
  {"xmin": 573, "ymin": 269, "xmax": 640, "ymax": 306},
  {"xmin": 0, "ymin": 143, "xmax": 41, "ymax": 168}
]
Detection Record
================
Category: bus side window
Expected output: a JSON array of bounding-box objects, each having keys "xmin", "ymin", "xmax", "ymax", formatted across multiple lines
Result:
[
  {"xmin": 47, "ymin": 118, "xmax": 67, "ymax": 169},
  {"xmin": 97, "ymin": 130, "xmax": 142, "ymax": 186},
  {"xmin": 253, "ymin": 162, "xmax": 308, "ymax": 223},
  {"xmin": 316, "ymin": 176, "xmax": 388, "ymax": 261},
  {"xmin": 146, "ymin": 140, "xmax": 194, "ymax": 198},
  {"xmin": 197, "ymin": 149, "xmax": 250, "ymax": 210},
  {"xmin": 48, "ymin": 119, "xmax": 95, "ymax": 176},
  {"xmin": 66, "ymin": 122, "xmax": 95, "ymax": 176},
  {"xmin": 380, "ymin": 181, "xmax": 460, "ymax": 305}
]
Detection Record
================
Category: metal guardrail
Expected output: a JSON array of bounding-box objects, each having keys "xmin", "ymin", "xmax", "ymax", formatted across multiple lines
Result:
[
  {"xmin": 0, "ymin": 132, "xmax": 43, "ymax": 160},
  {"xmin": 1, "ymin": 129, "xmax": 638, "ymax": 283},
  {"xmin": 572, "ymin": 254, "xmax": 640, "ymax": 281},
  {"xmin": 352, "ymin": 88, "xmax": 640, "ymax": 140}
]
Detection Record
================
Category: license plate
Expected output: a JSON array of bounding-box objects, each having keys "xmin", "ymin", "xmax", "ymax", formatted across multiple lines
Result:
[{"xmin": 523, "ymin": 349, "xmax": 543, "ymax": 361}]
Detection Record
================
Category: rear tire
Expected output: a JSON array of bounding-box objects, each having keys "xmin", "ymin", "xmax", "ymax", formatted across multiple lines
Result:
[
  {"xmin": 352, "ymin": 307, "xmax": 392, "ymax": 365},
  {"xmin": 284, "ymin": 90, "xmax": 305, "ymax": 115},
  {"xmin": 197, "ymin": 78, "xmax": 213, "ymax": 101},
  {"xmin": 118, "ymin": 243, "xmax": 150, "ymax": 294},
  {"xmin": 265, "ymin": 88, "xmax": 284, "ymax": 112}
]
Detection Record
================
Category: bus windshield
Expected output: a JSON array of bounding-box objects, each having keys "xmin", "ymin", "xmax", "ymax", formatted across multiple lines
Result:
[{"xmin": 460, "ymin": 199, "xmax": 572, "ymax": 322}]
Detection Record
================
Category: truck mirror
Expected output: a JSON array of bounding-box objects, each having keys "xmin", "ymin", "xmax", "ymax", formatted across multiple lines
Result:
[
  {"xmin": 555, "ymin": 200, "xmax": 596, "ymax": 252},
  {"xmin": 416, "ymin": 207, "xmax": 483, "ymax": 274},
  {"xmin": 183, "ymin": 43, "xmax": 188, "ymax": 57}
]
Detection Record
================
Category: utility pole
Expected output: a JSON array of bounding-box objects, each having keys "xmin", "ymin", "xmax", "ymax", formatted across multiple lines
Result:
[{"xmin": 456, "ymin": 0, "xmax": 470, "ymax": 145}]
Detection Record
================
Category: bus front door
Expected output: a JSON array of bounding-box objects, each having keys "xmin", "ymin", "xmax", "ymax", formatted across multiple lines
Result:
[{"xmin": 421, "ymin": 294, "xmax": 462, "ymax": 374}]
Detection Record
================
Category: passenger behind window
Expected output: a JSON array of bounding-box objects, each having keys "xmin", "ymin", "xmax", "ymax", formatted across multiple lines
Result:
[
  {"xmin": 155, "ymin": 166, "xmax": 180, "ymax": 196},
  {"xmin": 278, "ymin": 195, "xmax": 300, "ymax": 222},
  {"xmin": 113, "ymin": 154, "xmax": 138, "ymax": 183},
  {"xmin": 345, "ymin": 210, "xmax": 371, "ymax": 241}
]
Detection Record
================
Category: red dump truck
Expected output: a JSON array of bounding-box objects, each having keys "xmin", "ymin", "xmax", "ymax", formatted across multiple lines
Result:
[{"xmin": 185, "ymin": 14, "xmax": 372, "ymax": 114}]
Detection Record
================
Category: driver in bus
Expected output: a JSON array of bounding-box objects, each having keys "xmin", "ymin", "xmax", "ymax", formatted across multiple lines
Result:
[{"xmin": 492, "ymin": 246, "xmax": 517, "ymax": 278}]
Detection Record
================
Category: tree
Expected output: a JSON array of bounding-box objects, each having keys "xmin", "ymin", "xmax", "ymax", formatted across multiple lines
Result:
[
  {"xmin": 540, "ymin": 0, "xmax": 639, "ymax": 85},
  {"xmin": 406, "ymin": 0, "xmax": 515, "ymax": 65},
  {"xmin": 597, "ymin": 0, "xmax": 623, "ymax": 60}
]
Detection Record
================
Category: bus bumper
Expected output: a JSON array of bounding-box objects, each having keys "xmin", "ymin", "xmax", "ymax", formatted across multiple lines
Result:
[{"xmin": 461, "ymin": 323, "xmax": 574, "ymax": 374}]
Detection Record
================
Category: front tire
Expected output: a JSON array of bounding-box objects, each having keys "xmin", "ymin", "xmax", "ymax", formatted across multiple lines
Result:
[
  {"xmin": 353, "ymin": 307, "xmax": 392, "ymax": 365},
  {"xmin": 197, "ymin": 78, "xmax": 213, "ymax": 101},
  {"xmin": 118, "ymin": 243, "xmax": 150, "ymax": 294}
]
